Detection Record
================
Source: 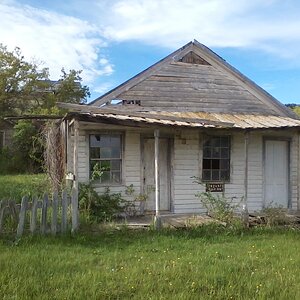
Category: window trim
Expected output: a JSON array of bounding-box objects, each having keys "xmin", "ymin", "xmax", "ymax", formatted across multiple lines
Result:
[
  {"xmin": 201, "ymin": 134, "xmax": 231, "ymax": 183},
  {"xmin": 88, "ymin": 132, "xmax": 124, "ymax": 186}
]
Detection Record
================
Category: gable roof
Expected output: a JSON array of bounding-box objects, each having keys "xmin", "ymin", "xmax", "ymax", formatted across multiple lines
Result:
[{"xmin": 90, "ymin": 40, "xmax": 296, "ymax": 118}]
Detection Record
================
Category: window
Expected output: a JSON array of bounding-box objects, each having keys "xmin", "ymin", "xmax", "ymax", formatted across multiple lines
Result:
[
  {"xmin": 89, "ymin": 134, "xmax": 122, "ymax": 183},
  {"xmin": 202, "ymin": 136, "xmax": 230, "ymax": 182}
]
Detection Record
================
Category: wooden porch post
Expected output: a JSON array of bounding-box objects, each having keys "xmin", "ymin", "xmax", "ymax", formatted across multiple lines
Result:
[
  {"xmin": 243, "ymin": 131, "xmax": 249, "ymax": 227},
  {"xmin": 72, "ymin": 119, "xmax": 79, "ymax": 232},
  {"xmin": 154, "ymin": 129, "xmax": 161, "ymax": 229}
]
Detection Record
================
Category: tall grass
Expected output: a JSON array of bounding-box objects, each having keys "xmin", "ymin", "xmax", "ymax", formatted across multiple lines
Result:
[
  {"xmin": 0, "ymin": 227, "xmax": 299, "ymax": 299},
  {"xmin": 0, "ymin": 174, "xmax": 50, "ymax": 201}
]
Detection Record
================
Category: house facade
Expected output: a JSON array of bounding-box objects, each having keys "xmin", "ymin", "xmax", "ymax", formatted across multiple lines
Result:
[
  {"xmin": 61, "ymin": 41, "xmax": 300, "ymax": 214},
  {"xmin": 0, "ymin": 119, "xmax": 14, "ymax": 150}
]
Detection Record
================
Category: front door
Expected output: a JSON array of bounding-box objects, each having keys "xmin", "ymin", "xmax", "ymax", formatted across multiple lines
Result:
[
  {"xmin": 264, "ymin": 140, "xmax": 289, "ymax": 208},
  {"xmin": 143, "ymin": 138, "xmax": 170, "ymax": 211}
]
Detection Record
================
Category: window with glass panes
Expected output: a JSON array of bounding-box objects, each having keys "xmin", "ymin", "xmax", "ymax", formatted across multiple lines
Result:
[
  {"xmin": 89, "ymin": 134, "xmax": 122, "ymax": 183},
  {"xmin": 202, "ymin": 136, "xmax": 230, "ymax": 182}
]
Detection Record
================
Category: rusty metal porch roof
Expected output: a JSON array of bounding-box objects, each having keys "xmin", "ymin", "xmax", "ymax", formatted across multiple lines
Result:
[{"xmin": 69, "ymin": 110, "xmax": 300, "ymax": 129}]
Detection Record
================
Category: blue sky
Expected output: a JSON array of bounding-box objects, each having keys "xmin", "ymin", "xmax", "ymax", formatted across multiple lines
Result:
[{"xmin": 1, "ymin": 0, "xmax": 300, "ymax": 104}]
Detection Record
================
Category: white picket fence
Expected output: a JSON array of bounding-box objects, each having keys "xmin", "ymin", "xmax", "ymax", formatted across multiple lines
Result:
[{"xmin": 0, "ymin": 189, "xmax": 79, "ymax": 237}]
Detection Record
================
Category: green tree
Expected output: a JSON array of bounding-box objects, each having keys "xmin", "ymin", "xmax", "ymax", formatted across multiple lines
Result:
[
  {"xmin": 0, "ymin": 44, "xmax": 90, "ymax": 117},
  {"xmin": 0, "ymin": 44, "xmax": 90, "ymax": 174}
]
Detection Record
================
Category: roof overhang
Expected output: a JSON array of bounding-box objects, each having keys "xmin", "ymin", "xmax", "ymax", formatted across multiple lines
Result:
[{"xmin": 59, "ymin": 103, "xmax": 300, "ymax": 130}]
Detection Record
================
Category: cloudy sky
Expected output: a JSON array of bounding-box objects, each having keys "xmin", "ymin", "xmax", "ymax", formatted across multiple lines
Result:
[{"xmin": 1, "ymin": 0, "xmax": 300, "ymax": 104}]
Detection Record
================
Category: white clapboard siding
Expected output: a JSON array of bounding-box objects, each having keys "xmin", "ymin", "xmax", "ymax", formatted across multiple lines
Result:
[
  {"xmin": 290, "ymin": 133, "xmax": 298, "ymax": 209},
  {"xmin": 173, "ymin": 131, "xmax": 203, "ymax": 213},
  {"xmin": 247, "ymin": 133, "xmax": 263, "ymax": 212},
  {"xmin": 66, "ymin": 122, "xmax": 300, "ymax": 213}
]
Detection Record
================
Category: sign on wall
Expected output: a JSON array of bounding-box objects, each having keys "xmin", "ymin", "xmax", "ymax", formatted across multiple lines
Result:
[{"xmin": 206, "ymin": 183, "xmax": 224, "ymax": 193}]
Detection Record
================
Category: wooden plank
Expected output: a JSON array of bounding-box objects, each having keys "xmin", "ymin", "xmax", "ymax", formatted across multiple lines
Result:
[
  {"xmin": 8, "ymin": 200, "xmax": 19, "ymax": 223},
  {"xmin": 121, "ymin": 90, "xmax": 256, "ymax": 101},
  {"xmin": 0, "ymin": 200, "xmax": 8, "ymax": 234},
  {"xmin": 147, "ymin": 75, "xmax": 238, "ymax": 84},
  {"xmin": 129, "ymin": 82, "xmax": 249, "ymax": 92},
  {"xmin": 16, "ymin": 196, "xmax": 28, "ymax": 237},
  {"xmin": 61, "ymin": 190, "xmax": 68, "ymax": 233},
  {"xmin": 40, "ymin": 193, "xmax": 48, "ymax": 234},
  {"xmin": 71, "ymin": 186, "xmax": 79, "ymax": 233},
  {"xmin": 30, "ymin": 197, "xmax": 39, "ymax": 234},
  {"xmin": 51, "ymin": 191, "xmax": 58, "ymax": 235}
]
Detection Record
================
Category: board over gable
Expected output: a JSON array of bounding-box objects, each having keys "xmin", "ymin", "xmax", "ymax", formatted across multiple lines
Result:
[{"xmin": 90, "ymin": 40, "xmax": 296, "ymax": 118}]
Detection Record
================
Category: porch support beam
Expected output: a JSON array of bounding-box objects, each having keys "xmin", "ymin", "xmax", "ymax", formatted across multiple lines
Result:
[
  {"xmin": 72, "ymin": 119, "xmax": 79, "ymax": 232},
  {"xmin": 243, "ymin": 131, "xmax": 249, "ymax": 227},
  {"xmin": 154, "ymin": 129, "xmax": 161, "ymax": 229}
]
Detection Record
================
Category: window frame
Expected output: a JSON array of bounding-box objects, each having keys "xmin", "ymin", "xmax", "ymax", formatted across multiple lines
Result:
[
  {"xmin": 201, "ymin": 135, "xmax": 231, "ymax": 183},
  {"xmin": 89, "ymin": 133, "xmax": 124, "ymax": 185}
]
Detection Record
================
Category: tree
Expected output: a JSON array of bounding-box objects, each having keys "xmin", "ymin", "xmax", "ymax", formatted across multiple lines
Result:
[
  {"xmin": 0, "ymin": 44, "xmax": 90, "ymax": 174},
  {"xmin": 0, "ymin": 44, "xmax": 90, "ymax": 117}
]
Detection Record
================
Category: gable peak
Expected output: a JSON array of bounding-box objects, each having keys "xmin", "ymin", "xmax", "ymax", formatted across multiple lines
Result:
[{"xmin": 178, "ymin": 51, "xmax": 210, "ymax": 65}]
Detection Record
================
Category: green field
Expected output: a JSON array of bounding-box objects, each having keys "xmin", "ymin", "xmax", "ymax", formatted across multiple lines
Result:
[
  {"xmin": 0, "ymin": 227, "xmax": 299, "ymax": 299},
  {"xmin": 0, "ymin": 174, "xmax": 49, "ymax": 201}
]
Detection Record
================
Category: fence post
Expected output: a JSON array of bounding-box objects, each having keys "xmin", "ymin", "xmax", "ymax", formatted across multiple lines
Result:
[
  {"xmin": 51, "ymin": 191, "xmax": 58, "ymax": 235},
  {"xmin": 41, "ymin": 194, "xmax": 48, "ymax": 235},
  {"xmin": 16, "ymin": 196, "xmax": 28, "ymax": 237},
  {"xmin": 61, "ymin": 190, "xmax": 68, "ymax": 233},
  {"xmin": 0, "ymin": 200, "xmax": 8, "ymax": 234},
  {"xmin": 30, "ymin": 197, "xmax": 39, "ymax": 234},
  {"xmin": 71, "ymin": 186, "xmax": 79, "ymax": 233}
]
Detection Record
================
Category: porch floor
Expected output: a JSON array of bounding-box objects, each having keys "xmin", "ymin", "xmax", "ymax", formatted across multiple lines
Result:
[{"xmin": 120, "ymin": 213, "xmax": 217, "ymax": 229}]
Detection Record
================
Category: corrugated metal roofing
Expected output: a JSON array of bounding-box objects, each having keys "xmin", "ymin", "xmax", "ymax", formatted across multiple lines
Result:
[{"xmin": 75, "ymin": 110, "xmax": 300, "ymax": 129}]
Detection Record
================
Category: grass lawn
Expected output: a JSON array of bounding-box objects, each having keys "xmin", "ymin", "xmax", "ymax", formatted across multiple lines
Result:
[
  {"xmin": 0, "ymin": 226, "xmax": 299, "ymax": 299},
  {"xmin": 0, "ymin": 174, "xmax": 49, "ymax": 201}
]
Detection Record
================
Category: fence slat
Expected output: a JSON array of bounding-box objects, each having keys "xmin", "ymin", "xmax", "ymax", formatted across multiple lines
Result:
[
  {"xmin": 0, "ymin": 200, "xmax": 8, "ymax": 234},
  {"xmin": 41, "ymin": 194, "xmax": 48, "ymax": 234},
  {"xmin": 16, "ymin": 196, "xmax": 28, "ymax": 237},
  {"xmin": 30, "ymin": 197, "xmax": 39, "ymax": 234},
  {"xmin": 71, "ymin": 187, "xmax": 79, "ymax": 233},
  {"xmin": 51, "ymin": 191, "xmax": 58, "ymax": 235},
  {"xmin": 8, "ymin": 200, "xmax": 19, "ymax": 223},
  {"xmin": 61, "ymin": 190, "xmax": 68, "ymax": 233}
]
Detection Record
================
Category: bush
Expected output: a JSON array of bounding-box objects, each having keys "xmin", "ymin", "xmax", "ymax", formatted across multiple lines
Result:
[
  {"xmin": 79, "ymin": 183, "xmax": 133, "ymax": 223},
  {"xmin": 261, "ymin": 206, "xmax": 292, "ymax": 226},
  {"xmin": 195, "ymin": 191, "xmax": 241, "ymax": 224}
]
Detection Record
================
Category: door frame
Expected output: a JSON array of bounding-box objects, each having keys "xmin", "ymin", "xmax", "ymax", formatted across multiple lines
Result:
[
  {"xmin": 140, "ymin": 135, "xmax": 174, "ymax": 212},
  {"xmin": 262, "ymin": 136, "xmax": 291, "ymax": 209}
]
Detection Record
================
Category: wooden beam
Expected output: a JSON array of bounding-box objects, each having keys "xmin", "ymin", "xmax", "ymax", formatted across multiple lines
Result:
[
  {"xmin": 243, "ymin": 131, "xmax": 249, "ymax": 227},
  {"xmin": 154, "ymin": 129, "xmax": 161, "ymax": 229},
  {"xmin": 72, "ymin": 119, "xmax": 79, "ymax": 232}
]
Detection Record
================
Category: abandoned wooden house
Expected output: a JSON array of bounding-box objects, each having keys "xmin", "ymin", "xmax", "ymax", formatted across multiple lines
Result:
[
  {"xmin": 0, "ymin": 119, "xmax": 14, "ymax": 150},
  {"xmin": 59, "ymin": 40, "xmax": 300, "ymax": 215}
]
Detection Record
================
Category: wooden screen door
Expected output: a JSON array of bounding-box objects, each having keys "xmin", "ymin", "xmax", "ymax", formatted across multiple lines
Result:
[
  {"xmin": 143, "ymin": 138, "xmax": 170, "ymax": 211},
  {"xmin": 264, "ymin": 140, "xmax": 289, "ymax": 208}
]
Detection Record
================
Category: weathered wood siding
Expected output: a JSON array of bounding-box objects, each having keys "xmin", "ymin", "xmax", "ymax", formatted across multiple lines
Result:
[
  {"xmin": 118, "ymin": 62, "xmax": 279, "ymax": 115},
  {"xmin": 68, "ymin": 122, "xmax": 299, "ymax": 213}
]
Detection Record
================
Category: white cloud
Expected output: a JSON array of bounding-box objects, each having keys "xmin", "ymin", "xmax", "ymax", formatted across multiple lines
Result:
[
  {"xmin": 93, "ymin": 82, "xmax": 115, "ymax": 94},
  {"xmin": 0, "ymin": 0, "xmax": 113, "ymax": 83},
  {"xmin": 100, "ymin": 0, "xmax": 300, "ymax": 60}
]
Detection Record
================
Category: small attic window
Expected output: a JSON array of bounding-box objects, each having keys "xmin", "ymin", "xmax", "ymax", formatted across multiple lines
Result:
[
  {"xmin": 122, "ymin": 100, "xmax": 141, "ymax": 106},
  {"xmin": 179, "ymin": 51, "xmax": 210, "ymax": 65}
]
